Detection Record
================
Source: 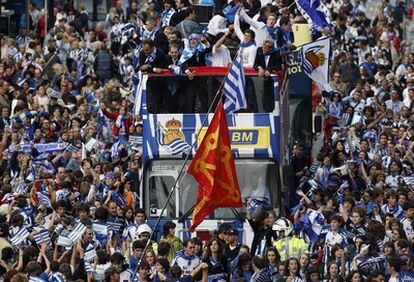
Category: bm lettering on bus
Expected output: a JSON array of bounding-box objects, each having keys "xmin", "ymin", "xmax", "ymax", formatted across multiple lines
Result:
[{"xmin": 230, "ymin": 130, "xmax": 258, "ymax": 144}]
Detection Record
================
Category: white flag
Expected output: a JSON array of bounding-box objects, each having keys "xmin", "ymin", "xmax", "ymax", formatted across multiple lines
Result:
[{"xmin": 299, "ymin": 37, "xmax": 332, "ymax": 92}]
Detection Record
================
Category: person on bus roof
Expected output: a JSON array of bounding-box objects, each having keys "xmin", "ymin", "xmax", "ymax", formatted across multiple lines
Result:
[
  {"xmin": 254, "ymin": 39, "xmax": 281, "ymax": 112},
  {"xmin": 234, "ymin": 7, "xmax": 257, "ymax": 69},
  {"xmin": 178, "ymin": 33, "xmax": 212, "ymax": 113}
]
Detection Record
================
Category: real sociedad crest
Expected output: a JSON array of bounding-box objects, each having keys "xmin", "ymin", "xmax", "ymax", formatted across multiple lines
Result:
[
  {"xmin": 157, "ymin": 119, "xmax": 191, "ymax": 155},
  {"xmin": 303, "ymin": 45, "xmax": 326, "ymax": 72}
]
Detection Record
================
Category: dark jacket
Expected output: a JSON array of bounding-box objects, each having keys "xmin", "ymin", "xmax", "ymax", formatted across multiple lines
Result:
[
  {"xmin": 170, "ymin": 8, "xmax": 190, "ymax": 27},
  {"xmin": 276, "ymin": 27, "xmax": 295, "ymax": 52},
  {"xmin": 165, "ymin": 55, "xmax": 180, "ymax": 67},
  {"xmin": 137, "ymin": 48, "xmax": 167, "ymax": 72},
  {"xmin": 93, "ymin": 49, "xmax": 115, "ymax": 83},
  {"xmin": 154, "ymin": 28, "xmax": 170, "ymax": 54},
  {"xmin": 249, "ymin": 219, "xmax": 277, "ymax": 255},
  {"xmin": 180, "ymin": 46, "xmax": 212, "ymax": 71},
  {"xmin": 254, "ymin": 48, "xmax": 282, "ymax": 72}
]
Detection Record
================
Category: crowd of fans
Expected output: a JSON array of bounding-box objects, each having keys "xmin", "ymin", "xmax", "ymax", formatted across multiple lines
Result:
[{"xmin": 0, "ymin": 0, "xmax": 414, "ymax": 281}]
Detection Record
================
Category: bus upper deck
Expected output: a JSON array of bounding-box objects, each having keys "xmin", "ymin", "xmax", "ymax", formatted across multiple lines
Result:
[{"xmin": 136, "ymin": 67, "xmax": 293, "ymax": 242}]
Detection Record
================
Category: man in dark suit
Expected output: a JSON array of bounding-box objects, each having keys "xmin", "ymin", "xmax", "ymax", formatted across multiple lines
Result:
[
  {"xmin": 170, "ymin": 0, "xmax": 191, "ymax": 27},
  {"xmin": 154, "ymin": 26, "xmax": 175, "ymax": 54},
  {"xmin": 179, "ymin": 34, "xmax": 212, "ymax": 113},
  {"xmin": 276, "ymin": 17, "xmax": 295, "ymax": 54},
  {"xmin": 254, "ymin": 39, "xmax": 282, "ymax": 112},
  {"xmin": 164, "ymin": 43, "xmax": 184, "ymax": 113},
  {"xmin": 137, "ymin": 39, "xmax": 167, "ymax": 113}
]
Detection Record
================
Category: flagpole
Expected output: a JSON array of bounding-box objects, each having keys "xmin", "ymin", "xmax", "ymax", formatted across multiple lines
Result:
[
  {"xmin": 287, "ymin": 1, "xmax": 297, "ymax": 9},
  {"xmin": 136, "ymin": 49, "xmax": 243, "ymax": 269}
]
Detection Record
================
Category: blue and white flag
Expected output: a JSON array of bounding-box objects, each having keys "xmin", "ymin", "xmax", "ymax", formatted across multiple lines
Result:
[
  {"xmin": 29, "ymin": 277, "xmax": 47, "ymax": 282},
  {"xmin": 298, "ymin": 37, "xmax": 332, "ymax": 92},
  {"xmin": 300, "ymin": 209, "xmax": 325, "ymax": 243},
  {"xmin": 64, "ymin": 143, "xmax": 79, "ymax": 153},
  {"xmin": 12, "ymin": 110, "xmax": 38, "ymax": 124},
  {"xmin": 223, "ymin": 50, "xmax": 247, "ymax": 115},
  {"xmin": 107, "ymin": 221, "xmax": 123, "ymax": 233},
  {"xmin": 32, "ymin": 157, "xmax": 55, "ymax": 178},
  {"xmin": 129, "ymin": 135, "xmax": 143, "ymax": 146},
  {"xmin": 84, "ymin": 138, "xmax": 99, "ymax": 152},
  {"xmin": 54, "ymin": 223, "xmax": 65, "ymax": 235},
  {"xmin": 1, "ymin": 193, "xmax": 15, "ymax": 204},
  {"xmin": 49, "ymin": 272, "xmax": 66, "ymax": 282},
  {"xmin": 295, "ymin": 0, "xmax": 333, "ymax": 33},
  {"xmin": 93, "ymin": 222, "xmax": 108, "ymax": 245},
  {"xmin": 34, "ymin": 229, "xmax": 51, "ymax": 245},
  {"xmin": 93, "ymin": 222, "xmax": 108, "ymax": 236},
  {"xmin": 10, "ymin": 226, "xmax": 30, "ymax": 245},
  {"xmin": 84, "ymin": 247, "xmax": 97, "ymax": 262},
  {"xmin": 121, "ymin": 22, "xmax": 137, "ymax": 45},
  {"xmin": 111, "ymin": 140, "xmax": 121, "ymax": 158},
  {"xmin": 403, "ymin": 176, "xmax": 414, "ymax": 186},
  {"xmin": 68, "ymin": 222, "xmax": 87, "ymax": 243},
  {"xmin": 13, "ymin": 178, "xmax": 27, "ymax": 194},
  {"xmin": 85, "ymin": 262, "xmax": 95, "ymax": 273},
  {"xmin": 57, "ymin": 234, "xmax": 72, "ymax": 248},
  {"xmin": 133, "ymin": 71, "xmax": 144, "ymax": 116}
]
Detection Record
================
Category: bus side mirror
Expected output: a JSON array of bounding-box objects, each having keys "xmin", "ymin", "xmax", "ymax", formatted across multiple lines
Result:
[{"xmin": 314, "ymin": 115, "xmax": 322, "ymax": 134}]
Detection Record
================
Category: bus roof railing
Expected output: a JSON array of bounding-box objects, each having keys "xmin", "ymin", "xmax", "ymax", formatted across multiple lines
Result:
[{"xmin": 147, "ymin": 66, "xmax": 281, "ymax": 77}]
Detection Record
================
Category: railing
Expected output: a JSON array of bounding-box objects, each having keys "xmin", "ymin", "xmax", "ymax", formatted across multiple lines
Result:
[{"xmin": 147, "ymin": 66, "xmax": 282, "ymax": 77}]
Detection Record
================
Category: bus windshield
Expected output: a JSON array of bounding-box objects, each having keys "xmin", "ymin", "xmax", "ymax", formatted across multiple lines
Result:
[
  {"xmin": 146, "ymin": 159, "xmax": 278, "ymax": 219},
  {"xmin": 146, "ymin": 73, "xmax": 276, "ymax": 114}
]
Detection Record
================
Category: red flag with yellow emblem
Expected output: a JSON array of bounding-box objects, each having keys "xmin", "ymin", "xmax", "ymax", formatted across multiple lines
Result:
[{"xmin": 187, "ymin": 101, "xmax": 242, "ymax": 232}]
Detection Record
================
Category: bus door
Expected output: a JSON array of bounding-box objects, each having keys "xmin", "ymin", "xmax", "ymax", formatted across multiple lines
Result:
[{"xmin": 145, "ymin": 169, "xmax": 179, "ymax": 219}]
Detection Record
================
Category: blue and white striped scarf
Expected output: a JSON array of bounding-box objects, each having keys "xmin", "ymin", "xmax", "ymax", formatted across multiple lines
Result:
[
  {"xmin": 160, "ymin": 8, "xmax": 176, "ymax": 27},
  {"xmin": 179, "ymin": 35, "xmax": 206, "ymax": 66},
  {"xmin": 141, "ymin": 26, "xmax": 159, "ymax": 40},
  {"xmin": 381, "ymin": 204, "xmax": 404, "ymax": 220},
  {"xmin": 144, "ymin": 47, "xmax": 158, "ymax": 65},
  {"xmin": 12, "ymin": 110, "xmax": 38, "ymax": 124}
]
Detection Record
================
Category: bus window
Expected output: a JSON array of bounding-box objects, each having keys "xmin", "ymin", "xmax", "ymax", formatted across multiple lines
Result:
[
  {"xmin": 215, "ymin": 160, "xmax": 276, "ymax": 218},
  {"xmin": 146, "ymin": 76, "xmax": 275, "ymax": 114},
  {"xmin": 148, "ymin": 176, "xmax": 176, "ymax": 218},
  {"xmin": 178, "ymin": 160, "xmax": 278, "ymax": 219},
  {"xmin": 146, "ymin": 160, "xmax": 279, "ymax": 219}
]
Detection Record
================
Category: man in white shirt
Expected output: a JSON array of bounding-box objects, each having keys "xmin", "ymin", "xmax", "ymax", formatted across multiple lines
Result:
[
  {"xmin": 343, "ymin": 90, "xmax": 366, "ymax": 115},
  {"xmin": 234, "ymin": 7, "xmax": 257, "ymax": 68},
  {"xmin": 385, "ymin": 90, "xmax": 403, "ymax": 115},
  {"xmin": 238, "ymin": 6, "xmax": 277, "ymax": 47},
  {"xmin": 172, "ymin": 239, "xmax": 201, "ymax": 276},
  {"xmin": 212, "ymin": 31, "xmax": 232, "ymax": 67}
]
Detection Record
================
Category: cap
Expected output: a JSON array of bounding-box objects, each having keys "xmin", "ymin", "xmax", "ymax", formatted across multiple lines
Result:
[
  {"xmin": 226, "ymin": 228, "xmax": 238, "ymax": 236},
  {"xmin": 218, "ymin": 223, "xmax": 231, "ymax": 234},
  {"xmin": 105, "ymin": 173, "xmax": 115, "ymax": 180}
]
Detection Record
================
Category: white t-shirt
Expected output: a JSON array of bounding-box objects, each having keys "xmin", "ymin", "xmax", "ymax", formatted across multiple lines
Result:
[
  {"xmin": 403, "ymin": 218, "xmax": 414, "ymax": 241},
  {"xmin": 388, "ymin": 277, "xmax": 397, "ymax": 282},
  {"xmin": 212, "ymin": 45, "xmax": 231, "ymax": 67}
]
